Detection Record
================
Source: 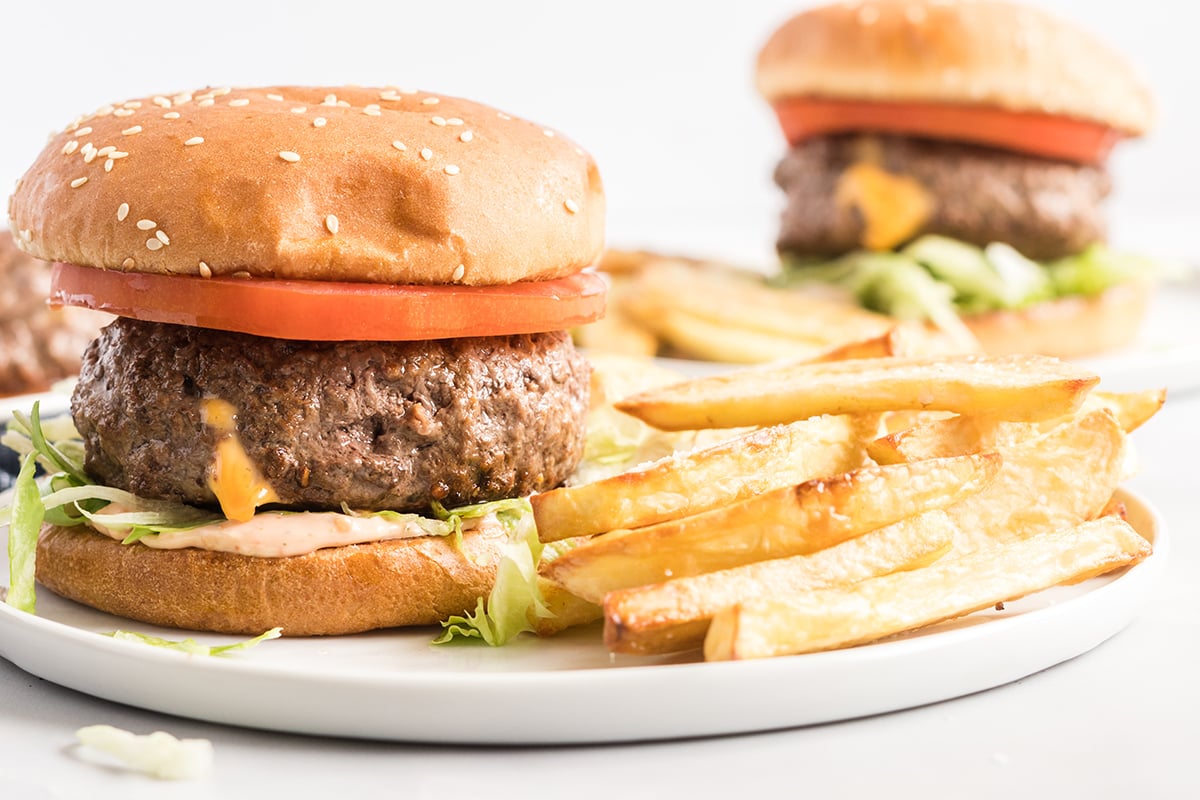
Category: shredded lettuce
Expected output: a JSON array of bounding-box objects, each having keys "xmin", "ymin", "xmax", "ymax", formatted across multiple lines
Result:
[
  {"xmin": 777, "ymin": 235, "xmax": 1173, "ymax": 326},
  {"xmin": 105, "ymin": 627, "xmax": 282, "ymax": 656},
  {"xmin": 5, "ymin": 453, "xmax": 43, "ymax": 613},
  {"xmin": 75, "ymin": 724, "xmax": 214, "ymax": 780},
  {"xmin": 433, "ymin": 498, "xmax": 552, "ymax": 646}
]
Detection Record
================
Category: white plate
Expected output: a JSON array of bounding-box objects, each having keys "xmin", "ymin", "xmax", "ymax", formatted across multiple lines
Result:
[{"xmin": 0, "ymin": 489, "xmax": 1164, "ymax": 745}]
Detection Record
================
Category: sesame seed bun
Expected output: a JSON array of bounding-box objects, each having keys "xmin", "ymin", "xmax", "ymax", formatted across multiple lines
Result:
[
  {"xmin": 8, "ymin": 86, "xmax": 604, "ymax": 286},
  {"xmin": 756, "ymin": 1, "xmax": 1154, "ymax": 136},
  {"xmin": 35, "ymin": 520, "xmax": 510, "ymax": 636}
]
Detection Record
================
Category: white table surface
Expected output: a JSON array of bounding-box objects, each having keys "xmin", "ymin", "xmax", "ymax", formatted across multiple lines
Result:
[{"xmin": 2, "ymin": 388, "xmax": 1197, "ymax": 800}]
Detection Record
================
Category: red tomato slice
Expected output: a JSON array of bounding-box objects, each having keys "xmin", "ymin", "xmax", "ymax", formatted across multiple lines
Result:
[
  {"xmin": 773, "ymin": 98, "xmax": 1122, "ymax": 164},
  {"xmin": 50, "ymin": 262, "xmax": 607, "ymax": 341}
]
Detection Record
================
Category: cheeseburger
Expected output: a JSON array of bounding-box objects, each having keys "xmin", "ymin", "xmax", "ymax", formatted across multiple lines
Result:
[
  {"xmin": 6, "ymin": 85, "xmax": 605, "ymax": 635},
  {"xmin": 757, "ymin": 0, "xmax": 1157, "ymax": 357}
]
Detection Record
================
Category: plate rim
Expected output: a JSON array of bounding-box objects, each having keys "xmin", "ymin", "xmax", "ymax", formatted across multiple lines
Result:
[{"xmin": 0, "ymin": 487, "xmax": 1166, "ymax": 743}]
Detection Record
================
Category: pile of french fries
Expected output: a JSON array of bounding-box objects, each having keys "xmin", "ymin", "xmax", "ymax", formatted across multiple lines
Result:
[
  {"xmin": 574, "ymin": 249, "xmax": 975, "ymax": 363},
  {"xmin": 529, "ymin": 347, "xmax": 1163, "ymax": 661}
]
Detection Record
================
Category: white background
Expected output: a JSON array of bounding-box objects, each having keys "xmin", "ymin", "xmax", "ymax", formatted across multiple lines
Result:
[{"xmin": 1, "ymin": 0, "xmax": 1194, "ymax": 267}]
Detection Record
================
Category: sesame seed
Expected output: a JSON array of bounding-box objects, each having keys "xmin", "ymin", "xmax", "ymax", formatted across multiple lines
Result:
[
  {"xmin": 325, "ymin": 214, "xmax": 339, "ymax": 234},
  {"xmin": 122, "ymin": 125, "xmax": 143, "ymax": 136},
  {"xmin": 113, "ymin": 108, "xmax": 135, "ymax": 117},
  {"xmin": 69, "ymin": 177, "xmax": 88, "ymax": 188},
  {"xmin": 173, "ymin": 93, "xmax": 194, "ymax": 105},
  {"xmin": 279, "ymin": 150, "xmax": 301, "ymax": 163},
  {"xmin": 228, "ymin": 98, "xmax": 251, "ymax": 107},
  {"xmin": 123, "ymin": 101, "xmax": 143, "ymax": 109},
  {"xmin": 109, "ymin": 151, "xmax": 128, "ymax": 159},
  {"xmin": 452, "ymin": 264, "xmax": 465, "ymax": 281},
  {"xmin": 146, "ymin": 238, "xmax": 163, "ymax": 251},
  {"xmin": 97, "ymin": 146, "xmax": 115, "ymax": 156},
  {"xmin": 313, "ymin": 117, "xmax": 327, "ymax": 128},
  {"xmin": 198, "ymin": 98, "xmax": 215, "ymax": 107},
  {"xmin": 459, "ymin": 130, "xmax": 473, "ymax": 142},
  {"xmin": 121, "ymin": 257, "xmax": 136, "ymax": 270},
  {"xmin": 364, "ymin": 104, "xmax": 382, "ymax": 116},
  {"xmin": 156, "ymin": 230, "xmax": 170, "ymax": 245},
  {"xmin": 392, "ymin": 141, "xmax": 407, "ymax": 151},
  {"xmin": 446, "ymin": 118, "xmax": 463, "ymax": 126},
  {"xmin": 291, "ymin": 106, "xmax": 307, "ymax": 114},
  {"xmin": 564, "ymin": 199, "xmax": 580, "ymax": 214},
  {"xmin": 420, "ymin": 148, "xmax": 433, "ymax": 161},
  {"xmin": 104, "ymin": 158, "xmax": 114, "ymax": 172},
  {"xmin": 117, "ymin": 202, "xmax": 129, "ymax": 221},
  {"xmin": 322, "ymin": 94, "xmax": 338, "ymax": 106},
  {"xmin": 153, "ymin": 96, "xmax": 172, "ymax": 108},
  {"xmin": 163, "ymin": 111, "xmax": 181, "ymax": 120},
  {"xmin": 232, "ymin": 270, "xmax": 251, "ymax": 279},
  {"xmin": 83, "ymin": 149, "xmax": 97, "ymax": 164},
  {"xmin": 76, "ymin": 126, "xmax": 93, "ymax": 136},
  {"xmin": 266, "ymin": 93, "xmax": 284, "ymax": 102},
  {"xmin": 543, "ymin": 129, "xmax": 555, "ymax": 137},
  {"xmin": 431, "ymin": 116, "xmax": 447, "ymax": 126},
  {"xmin": 184, "ymin": 136, "xmax": 205, "ymax": 146},
  {"xmin": 444, "ymin": 164, "xmax": 460, "ymax": 175},
  {"xmin": 379, "ymin": 90, "xmax": 401, "ymax": 101},
  {"xmin": 62, "ymin": 140, "xmax": 79, "ymax": 155},
  {"xmin": 96, "ymin": 105, "xmax": 115, "ymax": 116},
  {"xmin": 497, "ymin": 112, "xmax": 512, "ymax": 120},
  {"xmin": 198, "ymin": 261, "xmax": 212, "ymax": 278},
  {"xmin": 421, "ymin": 97, "xmax": 440, "ymax": 105},
  {"xmin": 213, "ymin": 87, "xmax": 232, "ymax": 96},
  {"xmin": 136, "ymin": 219, "xmax": 156, "ymax": 230}
]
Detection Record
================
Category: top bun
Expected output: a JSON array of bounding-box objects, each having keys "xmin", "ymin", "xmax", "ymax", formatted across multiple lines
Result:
[
  {"xmin": 8, "ymin": 86, "xmax": 604, "ymax": 286},
  {"xmin": 756, "ymin": 1, "xmax": 1154, "ymax": 135}
]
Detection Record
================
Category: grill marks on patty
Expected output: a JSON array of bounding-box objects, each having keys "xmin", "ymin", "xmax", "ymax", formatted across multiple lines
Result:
[
  {"xmin": 774, "ymin": 134, "xmax": 1112, "ymax": 261},
  {"xmin": 72, "ymin": 319, "xmax": 590, "ymax": 512}
]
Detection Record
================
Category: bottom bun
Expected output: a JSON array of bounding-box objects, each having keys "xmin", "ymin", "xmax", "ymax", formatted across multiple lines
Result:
[
  {"xmin": 964, "ymin": 281, "xmax": 1151, "ymax": 359},
  {"xmin": 36, "ymin": 522, "xmax": 509, "ymax": 636}
]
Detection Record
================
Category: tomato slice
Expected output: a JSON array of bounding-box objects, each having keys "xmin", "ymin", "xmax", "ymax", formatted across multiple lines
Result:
[
  {"xmin": 773, "ymin": 98, "xmax": 1122, "ymax": 164},
  {"xmin": 50, "ymin": 262, "xmax": 607, "ymax": 341}
]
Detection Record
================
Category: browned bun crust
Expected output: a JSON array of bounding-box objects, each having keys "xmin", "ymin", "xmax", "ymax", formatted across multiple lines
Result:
[
  {"xmin": 8, "ymin": 86, "xmax": 604, "ymax": 286},
  {"xmin": 35, "ymin": 522, "xmax": 510, "ymax": 636},
  {"xmin": 966, "ymin": 280, "xmax": 1151, "ymax": 358},
  {"xmin": 756, "ymin": 1, "xmax": 1154, "ymax": 135}
]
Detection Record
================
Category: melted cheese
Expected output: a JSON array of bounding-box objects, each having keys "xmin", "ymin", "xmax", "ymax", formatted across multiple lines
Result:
[
  {"xmin": 89, "ymin": 507, "xmax": 496, "ymax": 558},
  {"xmin": 201, "ymin": 397, "xmax": 279, "ymax": 522},
  {"xmin": 834, "ymin": 161, "xmax": 934, "ymax": 251}
]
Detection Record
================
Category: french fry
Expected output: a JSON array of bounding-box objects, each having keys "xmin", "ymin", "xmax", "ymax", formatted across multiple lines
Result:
[
  {"xmin": 532, "ymin": 415, "xmax": 872, "ymax": 541},
  {"xmin": 615, "ymin": 354, "xmax": 1100, "ymax": 431},
  {"xmin": 645, "ymin": 308, "xmax": 832, "ymax": 364},
  {"xmin": 573, "ymin": 310, "xmax": 659, "ymax": 357},
  {"xmin": 939, "ymin": 409, "xmax": 1127, "ymax": 552},
  {"xmin": 1088, "ymin": 389, "xmax": 1166, "ymax": 433},
  {"xmin": 704, "ymin": 515, "xmax": 1152, "ymax": 661},
  {"xmin": 604, "ymin": 509, "xmax": 956, "ymax": 655},
  {"xmin": 527, "ymin": 578, "xmax": 602, "ymax": 637},
  {"xmin": 545, "ymin": 453, "xmax": 999, "ymax": 604},
  {"xmin": 622, "ymin": 259, "xmax": 894, "ymax": 348}
]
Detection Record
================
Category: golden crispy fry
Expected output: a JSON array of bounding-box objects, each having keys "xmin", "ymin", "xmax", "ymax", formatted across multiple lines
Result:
[
  {"xmin": 573, "ymin": 311, "xmax": 659, "ymax": 358},
  {"xmin": 545, "ymin": 453, "xmax": 999, "ymax": 604},
  {"xmin": 940, "ymin": 409, "xmax": 1126, "ymax": 552},
  {"xmin": 604, "ymin": 510, "xmax": 956, "ymax": 655},
  {"xmin": 615, "ymin": 354, "xmax": 1100, "ymax": 431},
  {"xmin": 528, "ymin": 578, "xmax": 602, "ymax": 637},
  {"xmin": 704, "ymin": 515, "xmax": 1152, "ymax": 660},
  {"xmin": 1088, "ymin": 389, "xmax": 1166, "ymax": 433},
  {"xmin": 644, "ymin": 308, "xmax": 832, "ymax": 364},
  {"xmin": 532, "ymin": 415, "xmax": 871, "ymax": 541}
]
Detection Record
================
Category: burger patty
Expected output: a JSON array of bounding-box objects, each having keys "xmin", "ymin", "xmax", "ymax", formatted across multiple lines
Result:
[
  {"xmin": 73, "ymin": 319, "xmax": 590, "ymax": 512},
  {"xmin": 774, "ymin": 134, "xmax": 1112, "ymax": 260}
]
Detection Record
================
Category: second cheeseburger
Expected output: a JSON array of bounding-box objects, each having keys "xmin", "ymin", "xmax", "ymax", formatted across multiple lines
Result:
[
  {"xmin": 757, "ymin": 1, "xmax": 1158, "ymax": 357},
  {"xmin": 6, "ymin": 85, "xmax": 605, "ymax": 635}
]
